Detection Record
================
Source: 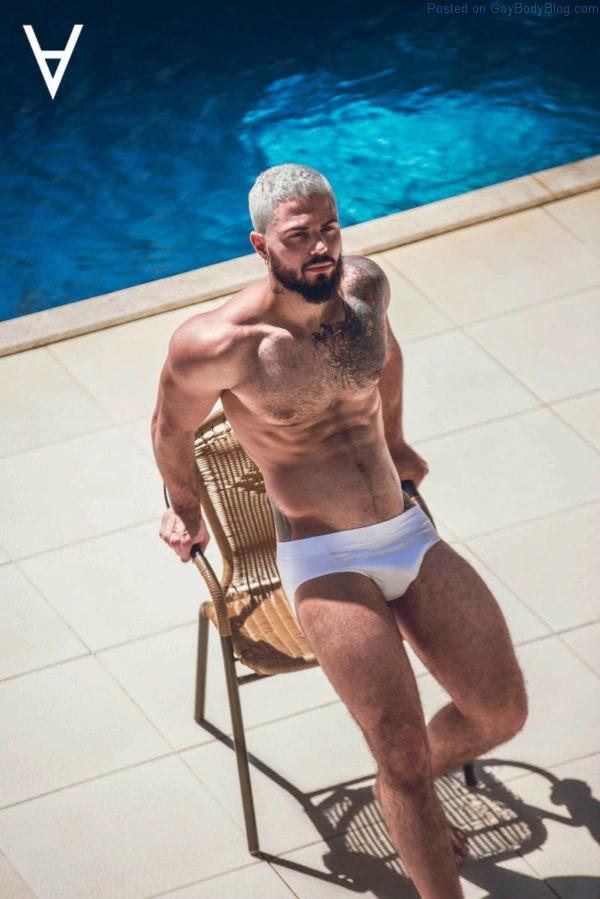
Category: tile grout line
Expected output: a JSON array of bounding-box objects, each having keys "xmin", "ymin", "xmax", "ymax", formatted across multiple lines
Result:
[
  {"xmin": 502, "ymin": 622, "xmax": 599, "ymax": 657},
  {"xmin": 542, "ymin": 397, "xmax": 600, "ymax": 457},
  {"xmin": 456, "ymin": 496, "xmax": 599, "ymax": 543},
  {"xmin": 268, "ymin": 863, "xmax": 302, "ymax": 898},
  {"xmin": 454, "ymin": 328, "xmax": 600, "ymax": 455},
  {"xmin": 374, "ymin": 251, "xmax": 458, "ymax": 324},
  {"xmin": 119, "ymin": 415, "xmax": 157, "ymax": 461},
  {"xmin": 414, "ymin": 400, "xmax": 600, "ymax": 456},
  {"xmin": 418, "ymin": 278, "xmax": 600, "ymax": 454},
  {"xmin": 455, "ymin": 540, "xmax": 557, "ymax": 639},
  {"xmin": 540, "ymin": 878, "xmax": 564, "ymax": 899},
  {"xmin": 459, "ymin": 540, "xmax": 600, "ymax": 654},
  {"xmin": 7, "ymin": 513, "xmax": 162, "ymax": 562},
  {"xmin": 0, "ymin": 649, "xmax": 93, "ymax": 687},
  {"xmin": 0, "ymin": 419, "xmax": 129, "ymax": 462},
  {"xmin": 379, "ymin": 252, "xmax": 464, "ymax": 327},
  {"xmin": 552, "ymin": 384, "xmax": 600, "ymax": 406},
  {"xmin": 0, "ymin": 618, "xmax": 203, "ymax": 685},
  {"xmin": 144, "ymin": 859, "xmax": 265, "ymax": 899},
  {"xmin": 0, "ymin": 418, "xmax": 155, "ymax": 463},
  {"xmin": 460, "ymin": 280, "xmax": 600, "ymax": 328},
  {"xmin": 175, "ymin": 696, "xmax": 344, "ymax": 753},
  {"xmin": 0, "ymin": 750, "xmax": 179, "ymax": 813},
  {"xmin": 540, "ymin": 201, "xmax": 600, "ymax": 258},
  {"xmin": 176, "ymin": 750, "xmax": 247, "ymax": 836},
  {"xmin": 512, "ymin": 839, "xmax": 564, "ymax": 898},
  {"xmin": 94, "ymin": 617, "xmax": 198, "ymax": 655},
  {"xmin": 554, "ymin": 631, "xmax": 600, "ymax": 682},
  {"xmin": 12, "ymin": 560, "xmax": 94, "ymax": 655},
  {"xmin": 0, "ymin": 849, "xmax": 43, "ymax": 899},
  {"xmin": 45, "ymin": 341, "xmax": 122, "ymax": 424},
  {"xmin": 414, "ymin": 402, "xmax": 545, "ymax": 445},
  {"xmin": 513, "ymin": 850, "xmax": 561, "ymax": 897},
  {"xmin": 381, "ymin": 238, "xmax": 600, "ymax": 331},
  {"xmin": 94, "ymin": 652, "xmax": 184, "ymax": 751},
  {"xmin": 401, "ymin": 322, "xmax": 600, "ymax": 464},
  {"xmin": 553, "ymin": 619, "xmax": 600, "ymax": 638},
  {"xmin": 476, "ymin": 751, "xmax": 600, "ymax": 797}
]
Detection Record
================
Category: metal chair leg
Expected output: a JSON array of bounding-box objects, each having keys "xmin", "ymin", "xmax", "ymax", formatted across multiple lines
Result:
[
  {"xmin": 220, "ymin": 635, "xmax": 260, "ymax": 855},
  {"xmin": 195, "ymin": 609, "xmax": 209, "ymax": 724},
  {"xmin": 463, "ymin": 762, "xmax": 477, "ymax": 788}
]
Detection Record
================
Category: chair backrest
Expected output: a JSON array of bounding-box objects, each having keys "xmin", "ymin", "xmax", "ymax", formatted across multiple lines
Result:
[{"xmin": 194, "ymin": 410, "xmax": 281, "ymax": 600}]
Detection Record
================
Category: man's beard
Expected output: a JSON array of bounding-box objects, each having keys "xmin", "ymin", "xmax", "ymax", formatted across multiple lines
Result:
[{"xmin": 268, "ymin": 252, "xmax": 343, "ymax": 303}]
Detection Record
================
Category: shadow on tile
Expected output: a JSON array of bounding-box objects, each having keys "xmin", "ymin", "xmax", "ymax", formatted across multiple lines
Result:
[
  {"xmin": 476, "ymin": 758, "xmax": 600, "ymax": 845},
  {"xmin": 198, "ymin": 719, "xmax": 600, "ymax": 897}
]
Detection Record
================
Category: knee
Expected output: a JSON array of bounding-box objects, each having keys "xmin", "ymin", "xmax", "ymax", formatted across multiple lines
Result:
[
  {"xmin": 482, "ymin": 681, "xmax": 528, "ymax": 746},
  {"xmin": 505, "ymin": 685, "xmax": 529, "ymax": 738},
  {"xmin": 370, "ymin": 715, "xmax": 432, "ymax": 791}
]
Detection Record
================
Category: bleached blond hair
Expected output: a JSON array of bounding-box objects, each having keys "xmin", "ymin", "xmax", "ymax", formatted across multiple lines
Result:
[{"xmin": 248, "ymin": 163, "xmax": 337, "ymax": 233}]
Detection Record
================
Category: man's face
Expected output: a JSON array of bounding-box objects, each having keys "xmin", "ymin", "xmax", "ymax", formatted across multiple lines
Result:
[{"xmin": 264, "ymin": 194, "xmax": 343, "ymax": 303}]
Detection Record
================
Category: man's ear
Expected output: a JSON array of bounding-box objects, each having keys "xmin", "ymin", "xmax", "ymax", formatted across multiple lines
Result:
[{"xmin": 250, "ymin": 231, "xmax": 268, "ymax": 262}]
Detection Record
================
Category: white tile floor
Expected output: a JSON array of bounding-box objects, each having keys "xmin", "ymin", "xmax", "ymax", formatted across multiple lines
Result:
[
  {"xmin": 553, "ymin": 390, "xmax": 600, "ymax": 450},
  {"xmin": 383, "ymin": 205, "xmax": 600, "ymax": 324},
  {"xmin": 1, "ymin": 186, "xmax": 598, "ymax": 897}
]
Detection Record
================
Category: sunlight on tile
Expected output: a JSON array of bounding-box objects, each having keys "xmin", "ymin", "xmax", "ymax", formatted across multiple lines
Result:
[
  {"xmin": 0, "ymin": 347, "xmax": 113, "ymax": 457},
  {"xmin": 552, "ymin": 391, "xmax": 600, "ymax": 451},
  {"xmin": 0, "ymin": 758, "xmax": 250, "ymax": 899},
  {"xmin": 0, "ymin": 564, "xmax": 86, "ymax": 680}
]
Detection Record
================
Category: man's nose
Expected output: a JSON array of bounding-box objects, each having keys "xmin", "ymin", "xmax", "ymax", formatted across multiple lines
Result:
[{"xmin": 311, "ymin": 237, "xmax": 327, "ymax": 254}]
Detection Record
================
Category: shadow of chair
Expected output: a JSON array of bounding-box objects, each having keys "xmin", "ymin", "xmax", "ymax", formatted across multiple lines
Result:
[
  {"xmin": 177, "ymin": 408, "xmax": 476, "ymax": 856},
  {"xmin": 185, "ymin": 725, "xmax": 597, "ymax": 898},
  {"xmin": 256, "ymin": 757, "xmax": 599, "ymax": 896}
]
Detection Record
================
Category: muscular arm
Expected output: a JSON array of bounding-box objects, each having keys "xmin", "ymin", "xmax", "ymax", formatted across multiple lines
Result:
[
  {"xmin": 151, "ymin": 364, "xmax": 216, "ymax": 534},
  {"xmin": 151, "ymin": 315, "xmax": 244, "ymax": 556},
  {"xmin": 378, "ymin": 320, "xmax": 406, "ymax": 455},
  {"xmin": 378, "ymin": 318, "xmax": 429, "ymax": 486}
]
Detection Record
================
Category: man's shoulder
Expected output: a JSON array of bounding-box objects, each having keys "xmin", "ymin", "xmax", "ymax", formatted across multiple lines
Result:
[
  {"xmin": 168, "ymin": 284, "xmax": 268, "ymax": 370},
  {"xmin": 343, "ymin": 256, "xmax": 390, "ymax": 308}
]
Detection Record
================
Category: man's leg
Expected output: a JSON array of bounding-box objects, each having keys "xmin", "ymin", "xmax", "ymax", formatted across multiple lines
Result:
[
  {"xmin": 295, "ymin": 572, "xmax": 464, "ymax": 899},
  {"xmin": 389, "ymin": 540, "xmax": 528, "ymax": 780}
]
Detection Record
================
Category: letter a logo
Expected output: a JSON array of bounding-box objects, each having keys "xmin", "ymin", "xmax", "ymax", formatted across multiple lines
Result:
[{"xmin": 23, "ymin": 24, "xmax": 83, "ymax": 99}]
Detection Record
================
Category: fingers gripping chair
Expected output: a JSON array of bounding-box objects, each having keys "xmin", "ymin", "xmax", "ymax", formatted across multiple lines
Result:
[{"xmin": 180, "ymin": 409, "xmax": 476, "ymax": 856}]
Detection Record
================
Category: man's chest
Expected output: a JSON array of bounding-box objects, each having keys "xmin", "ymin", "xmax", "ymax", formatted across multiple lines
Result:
[{"xmin": 238, "ymin": 299, "xmax": 388, "ymax": 423}]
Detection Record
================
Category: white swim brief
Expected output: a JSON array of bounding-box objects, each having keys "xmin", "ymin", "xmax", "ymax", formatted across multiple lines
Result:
[{"xmin": 276, "ymin": 503, "xmax": 441, "ymax": 608}]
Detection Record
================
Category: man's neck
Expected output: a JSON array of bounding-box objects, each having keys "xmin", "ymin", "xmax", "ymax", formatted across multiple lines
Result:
[{"xmin": 264, "ymin": 280, "xmax": 345, "ymax": 333}]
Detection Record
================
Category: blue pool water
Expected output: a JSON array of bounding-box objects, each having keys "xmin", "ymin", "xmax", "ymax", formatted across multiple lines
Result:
[{"xmin": 2, "ymin": 1, "xmax": 599, "ymax": 321}]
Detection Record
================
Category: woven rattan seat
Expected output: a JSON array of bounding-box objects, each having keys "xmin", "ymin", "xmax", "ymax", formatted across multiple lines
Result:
[
  {"xmin": 192, "ymin": 410, "xmax": 318, "ymax": 675},
  {"xmin": 181, "ymin": 408, "xmax": 476, "ymax": 857}
]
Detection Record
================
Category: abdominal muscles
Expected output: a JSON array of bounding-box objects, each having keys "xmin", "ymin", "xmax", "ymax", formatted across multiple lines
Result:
[{"xmin": 221, "ymin": 387, "xmax": 404, "ymax": 539}]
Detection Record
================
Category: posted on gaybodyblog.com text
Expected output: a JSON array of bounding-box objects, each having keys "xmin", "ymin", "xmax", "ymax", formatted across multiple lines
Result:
[{"xmin": 426, "ymin": 2, "xmax": 598, "ymax": 14}]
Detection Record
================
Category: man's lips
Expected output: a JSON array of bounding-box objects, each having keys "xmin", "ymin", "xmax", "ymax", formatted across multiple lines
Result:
[{"xmin": 305, "ymin": 260, "xmax": 334, "ymax": 271}]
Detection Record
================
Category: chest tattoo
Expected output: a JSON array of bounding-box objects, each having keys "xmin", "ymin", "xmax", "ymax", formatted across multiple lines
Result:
[{"xmin": 311, "ymin": 300, "xmax": 386, "ymax": 389}]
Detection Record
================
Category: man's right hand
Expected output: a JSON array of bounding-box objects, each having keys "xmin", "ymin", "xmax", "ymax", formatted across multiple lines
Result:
[{"xmin": 159, "ymin": 507, "xmax": 211, "ymax": 562}]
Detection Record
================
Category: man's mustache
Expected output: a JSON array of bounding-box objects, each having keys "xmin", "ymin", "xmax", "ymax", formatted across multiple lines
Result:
[{"xmin": 303, "ymin": 256, "xmax": 336, "ymax": 270}]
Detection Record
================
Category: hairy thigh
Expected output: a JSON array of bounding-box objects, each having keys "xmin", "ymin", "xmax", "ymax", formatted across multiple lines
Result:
[
  {"xmin": 390, "ymin": 540, "xmax": 525, "ymax": 717},
  {"xmin": 295, "ymin": 572, "xmax": 428, "ymax": 749}
]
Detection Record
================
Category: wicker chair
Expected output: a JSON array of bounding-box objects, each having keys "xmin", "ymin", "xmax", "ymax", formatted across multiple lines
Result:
[{"xmin": 180, "ymin": 409, "xmax": 476, "ymax": 856}]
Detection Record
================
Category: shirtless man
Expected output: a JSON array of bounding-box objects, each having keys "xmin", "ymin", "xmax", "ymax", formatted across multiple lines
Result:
[{"xmin": 152, "ymin": 164, "xmax": 528, "ymax": 899}]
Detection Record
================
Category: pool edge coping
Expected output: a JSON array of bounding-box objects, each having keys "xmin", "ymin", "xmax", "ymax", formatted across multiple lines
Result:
[{"xmin": 2, "ymin": 153, "xmax": 599, "ymax": 357}]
